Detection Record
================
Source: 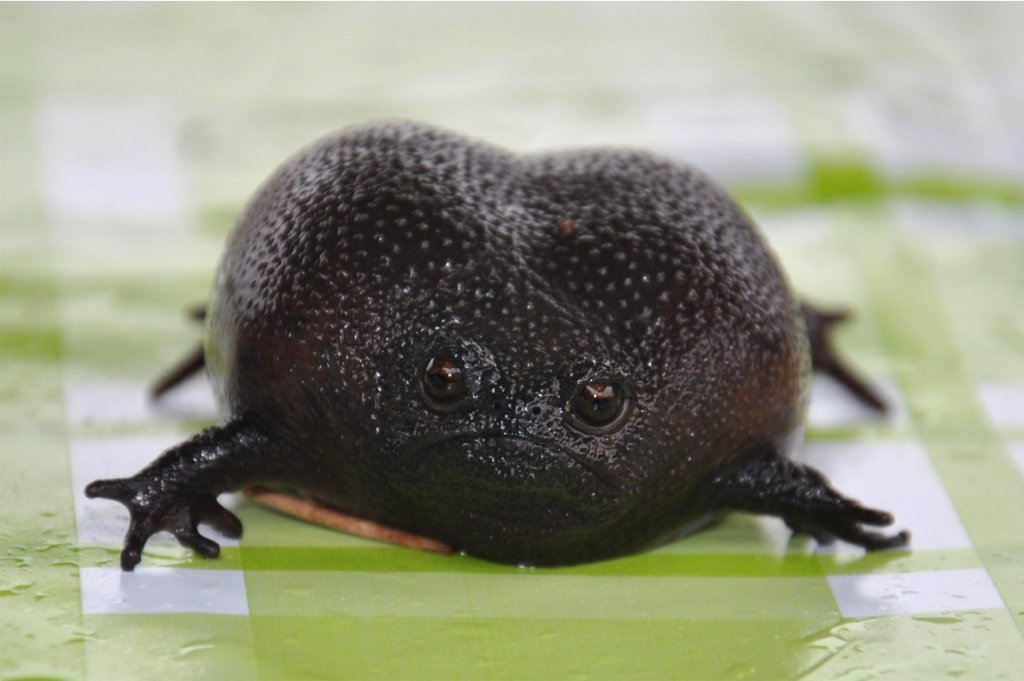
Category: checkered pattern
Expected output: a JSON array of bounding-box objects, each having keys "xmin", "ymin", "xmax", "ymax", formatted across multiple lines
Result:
[{"xmin": 2, "ymin": 4, "xmax": 1022, "ymax": 679}]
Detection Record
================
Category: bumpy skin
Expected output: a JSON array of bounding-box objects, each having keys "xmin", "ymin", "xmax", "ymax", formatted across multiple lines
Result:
[{"xmin": 87, "ymin": 122, "xmax": 908, "ymax": 570}]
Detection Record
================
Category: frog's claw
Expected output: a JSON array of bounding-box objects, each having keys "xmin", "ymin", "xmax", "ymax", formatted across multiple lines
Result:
[
  {"xmin": 85, "ymin": 420, "xmax": 261, "ymax": 570},
  {"xmin": 802, "ymin": 303, "xmax": 887, "ymax": 412},
  {"xmin": 86, "ymin": 474, "xmax": 240, "ymax": 571},
  {"xmin": 712, "ymin": 450, "xmax": 910, "ymax": 552}
]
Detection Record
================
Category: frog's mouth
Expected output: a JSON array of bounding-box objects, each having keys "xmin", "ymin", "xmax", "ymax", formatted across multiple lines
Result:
[
  {"xmin": 407, "ymin": 432, "xmax": 618, "ymax": 489},
  {"xmin": 393, "ymin": 433, "xmax": 622, "ymax": 558}
]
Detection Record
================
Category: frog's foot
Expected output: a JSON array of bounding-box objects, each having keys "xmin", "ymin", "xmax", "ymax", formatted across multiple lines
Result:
[
  {"xmin": 85, "ymin": 420, "xmax": 275, "ymax": 570},
  {"xmin": 802, "ymin": 303, "xmax": 887, "ymax": 412},
  {"xmin": 712, "ymin": 450, "xmax": 910, "ymax": 552},
  {"xmin": 86, "ymin": 475, "xmax": 242, "ymax": 570}
]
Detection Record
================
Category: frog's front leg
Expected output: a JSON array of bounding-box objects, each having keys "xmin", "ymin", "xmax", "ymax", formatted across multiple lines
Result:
[
  {"xmin": 710, "ymin": 450, "xmax": 910, "ymax": 550},
  {"xmin": 85, "ymin": 417, "xmax": 275, "ymax": 570}
]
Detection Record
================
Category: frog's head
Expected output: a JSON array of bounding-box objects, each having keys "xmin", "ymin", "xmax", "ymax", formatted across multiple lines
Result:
[{"xmin": 374, "ymin": 280, "xmax": 706, "ymax": 565}]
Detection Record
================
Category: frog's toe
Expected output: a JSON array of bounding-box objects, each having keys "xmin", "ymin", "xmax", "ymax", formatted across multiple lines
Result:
[
  {"xmin": 121, "ymin": 516, "xmax": 155, "ymax": 571},
  {"xmin": 85, "ymin": 477, "xmax": 134, "ymax": 503},
  {"xmin": 818, "ymin": 515, "xmax": 911, "ymax": 551},
  {"xmin": 174, "ymin": 527, "xmax": 221, "ymax": 559},
  {"xmin": 856, "ymin": 528, "xmax": 911, "ymax": 551},
  {"xmin": 847, "ymin": 505, "xmax": 894, "ymax": 527},
  {"xmin": 118, "ymin": 495, "xmax": 229, "ymax": 570},
  {"xmin": 121, "ymin": 546, "xmax": 143, "ymax": 572},
  {"xmin": 784, "ymin": 518, "xmax": 836, "ymax": 545},
  {"xmin": 785, "ymin": 498, "xmax": 909, "ymax": 551},
  {"xmin": 199, "ymin": 500, "xmax": 243, "ymax": 538}
]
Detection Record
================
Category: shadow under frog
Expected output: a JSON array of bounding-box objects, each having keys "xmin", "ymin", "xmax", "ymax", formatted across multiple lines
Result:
[{"xmin": 86, "ymin": 121, "xmax": 909, "ymax": 570}]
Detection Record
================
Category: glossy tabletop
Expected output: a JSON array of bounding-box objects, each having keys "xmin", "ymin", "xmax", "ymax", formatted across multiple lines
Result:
[{"xmin": 2, "ymin": 4, "xmax": 1023, "ymax": 680}]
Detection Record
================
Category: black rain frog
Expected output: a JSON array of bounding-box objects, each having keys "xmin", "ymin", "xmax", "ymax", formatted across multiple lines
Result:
[{"xmin": 87, "ymin": 121, "xmax": 909, "ymax": 570}]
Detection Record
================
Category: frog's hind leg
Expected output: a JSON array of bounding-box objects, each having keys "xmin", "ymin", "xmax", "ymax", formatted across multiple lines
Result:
[
  {"xmin": 85, "ymin": 417, "xmax": 272, "ymax": 570},
  {"xmin": 802, "ymin": 303, "xmax": 887, "ymax": 412},
  {"xmin": 711, "ymin": 450, "xmax": 910, "ymax": 551},
  {"xmin": 151, "ymin": 344, "xmax": 205, "ymax": 399},
  {"xmin": 150, "ymin": 306, "xmax": 209, "ymax": 399}
]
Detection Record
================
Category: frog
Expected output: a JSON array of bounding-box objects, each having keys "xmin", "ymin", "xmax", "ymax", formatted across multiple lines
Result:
[{"xmin": 86, "ymin": 121, "xmax": 909, "ymax": 570}]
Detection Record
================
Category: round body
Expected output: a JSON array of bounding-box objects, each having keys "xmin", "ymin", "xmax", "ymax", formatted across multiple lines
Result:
[{"xmin": 205, "ymin": 121, "xmax": 808, "ymax": 565}]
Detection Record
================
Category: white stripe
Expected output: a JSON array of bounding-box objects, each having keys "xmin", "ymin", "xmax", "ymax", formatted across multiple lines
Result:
[
  {"xmin": 844, "ymin": 85, "xmax": 1021, "ymax": 178},
  {"xmin": 38, "ymin": 101, "xmax": 186, "ymax": 222},
  {"xmin": 828, "ymin": 569, "xmax": 1005, "ymax": 618},
  {"xmin": 1007, "ymin": 441, "xmax": 1024, "ymax": 481},
  {"xmin": 977, "ymin": 382, "xmax": 1024, "ymax": 429},
  {"xmin": 897, "ymin": 202, "xmax": 1024, "ymax": 244},
  {"xmin": 63, "ymin": 377, "xmax": 218, "ymax": 427},
  {"xmin": 806, "ymin": 375, "xmax": 907, "ymax": 430},
  {"xmin": 643, "ymin": 95, "xmax": 805, "ymax": 182},
  {"xmin": 80, "ymin": 567, "xmax": 248, "ymax": 616}
]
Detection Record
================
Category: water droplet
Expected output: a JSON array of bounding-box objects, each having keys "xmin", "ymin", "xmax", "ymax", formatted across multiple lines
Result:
[{"xmin": 175, "ymin": 639, "xmax": 216, "ymax": 658}]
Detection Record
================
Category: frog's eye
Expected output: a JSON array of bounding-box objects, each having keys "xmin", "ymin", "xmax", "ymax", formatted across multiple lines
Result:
[
  {"xmin": 565, "ymin": 380, "xmax": 629, "ymax": 434},
  {"xmin": 420, "ymin": 357, "xmax": 470, "ymax": 412}
]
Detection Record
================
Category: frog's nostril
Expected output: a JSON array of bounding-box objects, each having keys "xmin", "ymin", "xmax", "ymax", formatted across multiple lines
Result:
[{"xmin": 487, "ymin": 399, "xmax": 517, "ymax": 415}]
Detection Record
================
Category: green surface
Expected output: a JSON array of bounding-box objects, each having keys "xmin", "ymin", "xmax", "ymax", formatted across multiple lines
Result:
[{"xmin": 2, "ymin": 4, "xmax": 1023, "ymax": 680}]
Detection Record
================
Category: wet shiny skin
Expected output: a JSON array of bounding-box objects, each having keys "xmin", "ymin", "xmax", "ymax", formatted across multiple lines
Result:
[{"xmin": 209, "ymin": 122, "xmax": 804, "ymax": 563}]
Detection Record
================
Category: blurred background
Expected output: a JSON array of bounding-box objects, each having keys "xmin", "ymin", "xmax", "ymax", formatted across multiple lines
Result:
[{"xmin": 2, "ymin": 4, "xmax": 1022, "ymax": 680}]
